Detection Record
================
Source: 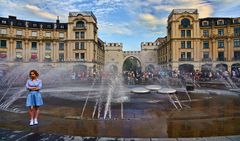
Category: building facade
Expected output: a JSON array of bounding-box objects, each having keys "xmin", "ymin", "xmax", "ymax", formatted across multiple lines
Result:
[
  {"xmin": 159, "ymin": 9, "xmax": 240, "ymax": 72},
  {"xmin": 0, "ymin": 12, "xmax": 105, "ymax": 72}
]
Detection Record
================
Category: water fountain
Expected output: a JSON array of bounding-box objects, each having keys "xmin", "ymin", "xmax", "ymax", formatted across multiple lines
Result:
[{"xmin": 0, "ymin": 62, "xmax": 240, "ymax": 139}]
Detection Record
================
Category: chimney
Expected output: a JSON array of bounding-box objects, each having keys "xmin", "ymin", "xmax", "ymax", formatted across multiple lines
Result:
[{"xmin": 56, "ymin": 16, "xmax": 60, "ymax": 23}]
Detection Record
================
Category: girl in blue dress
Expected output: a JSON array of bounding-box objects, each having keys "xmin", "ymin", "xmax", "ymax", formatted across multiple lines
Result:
[{"xmin": 26, "ymin": 70, "xmax": 43, "ymax": 126}]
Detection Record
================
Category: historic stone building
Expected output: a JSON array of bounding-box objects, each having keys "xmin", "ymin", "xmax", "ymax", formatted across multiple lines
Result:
[
  {"xmin": 159, "ymin": 9, "xmax": 240, "ymax": 72},
  {"xmin": 1, "ymin": 9, "xmax": 239, "ymax": 74},
  {"xmin": 0, "ymin": 12, "xmax": 105, "ymax": 72}
]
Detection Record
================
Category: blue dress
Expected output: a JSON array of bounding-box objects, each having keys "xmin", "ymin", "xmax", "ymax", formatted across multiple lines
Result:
[{"xmin": 26, "ymin": 79, "xmax": 43, "ymax": 107}]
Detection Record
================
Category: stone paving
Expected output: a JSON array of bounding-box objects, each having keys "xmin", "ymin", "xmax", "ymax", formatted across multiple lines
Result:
[{"xmin": 0, "ymin": 128, "xmax": 240, "ymax": 141}]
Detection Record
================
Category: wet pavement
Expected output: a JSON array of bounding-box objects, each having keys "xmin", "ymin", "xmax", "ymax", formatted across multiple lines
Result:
[{"xmin": 0, "ymin": 128, "xmax": 240, "ymax": 141}]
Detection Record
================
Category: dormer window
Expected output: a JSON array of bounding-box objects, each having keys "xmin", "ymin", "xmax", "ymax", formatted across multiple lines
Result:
[
  {"xmin": 181, "ymin": 18, "xmax": 191, "ymax": 28},
  {"xmin": 47, "ymin": 24, "xmax": 52, "ymax": 28},
  {"xmin": 2, "ymin": 20, "xmax": 7, "ymax": 24},
  {"xmin": 217, "ymin": 20, "xmax": 224, "ymax": 25},
  {"xmin": 33, "ymin": 23, "xmax": 37, "ymax": 27},
  {"xmin": 76, "ymin": 20, "xmax": 85, "ymax": 28},
  {"xmin": 202, "ymin": 21, "xmax": 209, "ymax": 26},
  {"xmin": 233, "ymin": 19, "xmax": 239, "ymax": 24}
]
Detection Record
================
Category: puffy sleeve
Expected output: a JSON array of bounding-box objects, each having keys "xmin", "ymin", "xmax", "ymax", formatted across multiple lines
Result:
[
  {"xmin": 38, "ymin": 80, "xmax": 42, "ymax": 89},
  {"xmin": 25, "ymin": 80, "xmax": 30, "ymax": 90}
]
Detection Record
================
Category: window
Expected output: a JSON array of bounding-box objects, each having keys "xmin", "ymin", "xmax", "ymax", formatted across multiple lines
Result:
[
  {"xmin": 80, "ymin": 53, "xmax": 85, "ymax": 60},
  {"xmin": 31, "ymin": 31, "xmax": 37, "ymax": 37},
  {"xmin": 202, "ymin": 21, "xmax": 209, "ymax": 26},
  {"xmin": 234, "ymin": 39, "xmax": 240, "ymax": 47},
  {"xmin": 16, "ymin": 41, "xmax": 22, "ymax": 49},
  {"xmin": 187, "ymin": 30, "xmax": 191, "ymax": 37},
  {"xmin": 0, "ymin": 28, "xmax": 7, "ymax": 34},
  {"xmin": 59, "ymin": 32, "xmax": 64, "ymax": 38},
  {"xmin": 218, "ymin": 29, "xmax": 224, "ymax": 36},
  {"xmin": 16, "ymin": 30, "xmax": 22, "ymax": 35},
  {"xmin": 234, "ymin": 27, "xmax": 240, "ymax": 36},
  {"xmin": 44, "ymin": 53, "xmax": 51, "ymax": 60},
  {"xmin": 75, "ymin": 42, "xmax": 79, "ymax": 50},
  {"xmin": 203, "ymin": 52, "xmax": 209, "ymax": 59},
  {"xmin": 75, "ymin": 32, "xmax": 79, "ymax": 39},
  {"xmin": 0, "ymin": 40, "xmax": 7, "ymax": 48},
  {"xmin": 16, "ymin": 52, "xmax": 23, "ymax": 59},
  {"xmin": 47, "ymin": 25, "xmax": 52, "ymax": 29},
  {"xmin": 181, "ymin": 52, "xmax": 185, "ymax": 59},
  {"xmin": 203, "ymin": 30, "xmax": 209, "ymax": 36},
  {"xmin": 1, "ymin": 20, "xmax": 7, "ymax": 24},
  {"xmin": 45, "ymin": 42, "xmax": 51, "ymax": 50},
  {"xmin": 31, "ymin": 53, "xmax": 37, "ymax": 60},
  {"xmin": 31, "ymin": 42, "xmax": 37, "ymax": 50},
  {"xmin": 80, "ymin": 42, "xmax": 85, "ymax": 50},
  {"xmin": 59, "ymin": 53, "xmax": 64, "ymax": 62},
  {"xmin": 234, "ymin": 51, "xmax": 240, "ymax": 60},
  {"xmin": 187, "ymin": 41, "xmax": 191, "ymax": 48},
  {"xmin": 75, "ymin": 53, "xmax": 79, "ymax": 59},
  {"xmin": 181, "ymin": 18, "xmax": 190, "ymax": 28},
  {"xmin": 80, "ymin": 32, "xmax": 85, "ymax": 39},
  {"xmin": 181, "ymin": 30, "xmax": 185, "ymax": 37},
  {"xmin": 203, "ymin": 41, "xmax": 209, "ymax": 49},
  {"xmin": 59, "ymin": 42, "xmax": 64, "ymax": 50},
  {"xmin": 187, "ymin": 52, "xmax": 191, "ymax": 59},
  {"xmin": 45, "ymin": 32, "xmax": 51, "ymax": 37},
  {"xmin": 181, "ymin": 41, "xmax": 185, "ymax": 48},
  {"xmin": 218, "ymin": 40, "xmax": 224, "ymax": 48},
  {"xmin": 0, "ymin": 51, "xmax": 7, "ymax": 59},
  {"xmin": 233, "ymin": 19, "xmax": 239, "ymax": 24},
  {"xmin": 217, "ymin": 20, "xmax": 224, "ymax": 25},
  {"xmin": 218, "ymin": 52, "xmax": 224, "ymax": 61},
  {"xmin": 76, "ymin": 21, "xmax": 85, "ymax": 28},
  {"xmin": 32, "ymin": 24, "xmax": 37, "ymax": 27}
]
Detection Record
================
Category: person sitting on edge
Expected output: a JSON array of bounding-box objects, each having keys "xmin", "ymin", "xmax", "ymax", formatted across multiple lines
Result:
[{"xmin": 25, "ymin": 70, "xmax": 43, "ymax": 126}]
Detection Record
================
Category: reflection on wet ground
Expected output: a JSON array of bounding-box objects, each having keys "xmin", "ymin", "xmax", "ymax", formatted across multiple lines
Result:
[{"xmin": 0, "ymin": 87, "xmax": 240, "ymax": 138}]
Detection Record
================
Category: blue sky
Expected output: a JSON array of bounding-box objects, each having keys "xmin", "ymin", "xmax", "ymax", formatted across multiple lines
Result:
[{"xmin": 0, "ymin": 0, "xmax": 240, "ymax": 51}]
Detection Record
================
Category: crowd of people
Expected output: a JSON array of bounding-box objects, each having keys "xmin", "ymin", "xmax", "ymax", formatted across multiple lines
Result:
[{"xmin": 122, "ymin": 68, "xmax": 240, "ymax": 85}]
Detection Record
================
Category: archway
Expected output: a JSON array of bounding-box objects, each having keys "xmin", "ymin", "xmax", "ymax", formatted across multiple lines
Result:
[
  {"xmin": 201, "ymin": 64, "xmax": 212, "ymax": 72},
  {"xmin": 216, "ymin": 63, "xmax": 228, "ymax": 72},
  {"xmin": 145, "ymin": 64, "xmax": 155, "ymax": 72},
  {"xmin": 231, "ymin": 63, "xmax": 240, "ymax": 77},
  {"xmin": 109, "ymin": 64, "xmax": 118, "ymax": 74},
  {"xmin": 122, "ymin": 56, "xmax": 141, "ymax": 73},
  {"xmin": 178, "ymin": 64, "xmax": 194, "ymax": 73}
]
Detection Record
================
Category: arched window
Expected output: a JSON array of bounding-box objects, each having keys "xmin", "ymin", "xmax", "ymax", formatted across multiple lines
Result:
[
  {"xmin": 181, "ymin": 18, "xmax": 190, "ymax": 28},
  {"xmin": 76, "ymin": 21, "xmax": 85, "ymax": 28}
]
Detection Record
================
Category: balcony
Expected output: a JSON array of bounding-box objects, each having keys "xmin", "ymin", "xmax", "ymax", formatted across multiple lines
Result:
[
  {"xmin": 0, "ymin": 34, "xmax": 9, "ymax": 38},
  {"xmin": 73, "ymin": 26, "xmax": 87, "ymax": 30},
  {"xmin": 202, "ymin": 58, "xmax": 212, "ymax": 61},
  {"xmin": 234, "ymin": 33, "xmax": 240, "ymax": 37},
  {"xmin": 29, "ymin": 36, "xmax": 38, "ymax": 40},
  {"xmin": 179, "ymin": 24, "xmax": 193, "ymax": 29},
  {"xmin": 232, "ymin": 57, "xmax": 240, "ymax": 61},
  {"xmin": 179, "ymin": 58, "xmax": 194, "ymax": 61},
  {"xmin": 15, "ymin": 35, "xmax": 24, "ymax": 39},
  {"xmin": 216, "ymin": 58, "xmax": 226, "ymax": 61}
]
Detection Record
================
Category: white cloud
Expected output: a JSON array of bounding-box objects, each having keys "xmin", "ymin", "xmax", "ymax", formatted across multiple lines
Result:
[
  {"xmin": 25, "ymin": 4, "xmax": 57, "ymax": 20},
  {"xmin": 99, "ymin": 22, "xmax": 133, "ymax": 36}
]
